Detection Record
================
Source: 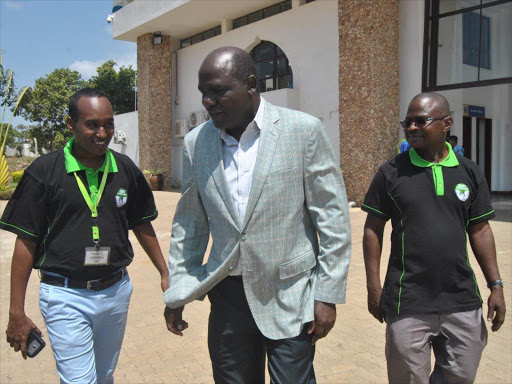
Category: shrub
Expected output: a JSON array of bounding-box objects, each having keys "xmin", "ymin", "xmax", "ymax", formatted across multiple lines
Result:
[
  {"xmin": 0, "ymin": 187, "xmax": 14, "ymax": 200},
  {"xmin": 11, "ymin": 170, "xmax": 23, "ymax": 183}
]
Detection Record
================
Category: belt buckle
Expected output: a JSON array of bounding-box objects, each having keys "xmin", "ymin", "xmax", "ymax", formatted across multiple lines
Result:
[{"xmin": 86, "ymin": 279, "xmax": 101, "ymax": 291}]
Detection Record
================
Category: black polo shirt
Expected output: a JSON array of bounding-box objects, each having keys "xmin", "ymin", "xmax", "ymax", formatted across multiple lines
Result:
[
  {"xmin": 362, "ymin": 144, "xmax": 494, "ymax": 316},
  {"xmin": 0, "ymin": 138, "xmax": 158, "ymax": 281}
]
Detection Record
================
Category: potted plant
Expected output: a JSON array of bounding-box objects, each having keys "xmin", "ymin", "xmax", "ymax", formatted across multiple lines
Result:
[{"xmin": 143, "ymin": 168, "xmax": 165, "ymax": 191}]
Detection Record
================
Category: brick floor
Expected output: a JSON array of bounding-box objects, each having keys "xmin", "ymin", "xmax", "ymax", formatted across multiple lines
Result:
[{"xmin": 1, "ymin": 191, "xmax": 511, "ymax": 383}]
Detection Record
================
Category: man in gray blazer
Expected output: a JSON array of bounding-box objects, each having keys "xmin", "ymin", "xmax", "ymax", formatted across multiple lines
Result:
[{"xmin": 163, "ymin": 46, "xmax": 351, "ymax": 383}]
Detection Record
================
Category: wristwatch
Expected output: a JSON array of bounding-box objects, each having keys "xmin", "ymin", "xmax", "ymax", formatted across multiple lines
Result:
[{"xmin": 487, "ymin": 279, "xmax": 504, "ymax": 289}]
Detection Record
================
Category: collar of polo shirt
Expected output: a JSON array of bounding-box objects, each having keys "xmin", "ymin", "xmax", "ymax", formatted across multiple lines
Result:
[
  {"xmin": 409, "ymin": 143, "xmax": 459, "ymax": 196},
  {"xmin": 64, "ymin": 137, "xmax": 118, "ymax": 174}
]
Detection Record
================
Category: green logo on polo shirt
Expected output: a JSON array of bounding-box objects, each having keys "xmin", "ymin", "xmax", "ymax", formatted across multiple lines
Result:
[
  {"xmin": 115, "ymin": 188, "xmax": 128, "ymax": 207},
  {"xmin": 455, "ymin": 183, "xmax": 470, "ymax": 201}
]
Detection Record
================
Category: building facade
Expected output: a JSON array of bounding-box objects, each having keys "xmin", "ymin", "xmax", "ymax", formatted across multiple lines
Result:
[{"xmin": 111, "ymin": 0, "xmax": 511, "ymax": 202}]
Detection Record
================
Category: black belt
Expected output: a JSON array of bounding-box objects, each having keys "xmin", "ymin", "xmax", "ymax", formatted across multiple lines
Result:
[{"xmin": 41, "ymin": 268, "xmax": 127, "ymax": 291}]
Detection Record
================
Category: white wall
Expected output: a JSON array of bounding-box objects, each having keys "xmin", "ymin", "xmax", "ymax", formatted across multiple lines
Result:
[
  {"xmin": 171, "ymin": 1, "xmax": 339, "ymax": 184},
  {"xmin": 399, "ymin": 0, "xmax": 424, "ymax": 137},
  {"xmin": 109, "ymin": 111, "xmax": 139, "ymax": 166}
]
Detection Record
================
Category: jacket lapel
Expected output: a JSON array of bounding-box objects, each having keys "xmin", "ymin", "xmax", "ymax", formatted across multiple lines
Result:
[
  {"xmin": 242, "ymin": 102, "xmax": 281, "ymax": 230},
  {"xmin": 206, "ymin": 125, "xmax": 243, "ymax": 230}
]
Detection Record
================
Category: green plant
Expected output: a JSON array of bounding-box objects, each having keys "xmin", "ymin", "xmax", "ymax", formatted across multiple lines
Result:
[
  {"xmin": 11, "ymin": 170, "xmax": 23, "ymax": 183},
  {"xmin": 0, "ymin": 52, "xmax": 31, "ymax": 186},
  {"xmin": 0, "ymin": 185, "xmax": 14, "ymax": 200},
  {"xmin": 143, "ymin": 168, "xmax": 165, "ymax": 176}
]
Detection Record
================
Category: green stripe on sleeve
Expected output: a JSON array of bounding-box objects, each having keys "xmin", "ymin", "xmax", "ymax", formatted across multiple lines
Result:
[
  {"xmin": 469, "ymin": 210, "xmax": 495, "ymax": 222},
  {"xmin": 361, "ymin": 204, "xmax": 389, "ymax": 217},
  {"xmin": 0, "ymin": 221, "xmax": 39, "ymax": 238}
]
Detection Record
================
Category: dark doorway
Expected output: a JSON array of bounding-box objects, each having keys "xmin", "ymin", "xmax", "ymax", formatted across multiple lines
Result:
[
  {"xmin": 476, "ymin": 118, "xmax": 492, "ymax": 191},
  {"xmin": 462, "ymin": 116, "xmax": 472, "ymax": 159}
]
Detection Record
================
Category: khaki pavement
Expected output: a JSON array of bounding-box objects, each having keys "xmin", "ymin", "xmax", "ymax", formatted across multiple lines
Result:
[{"xmin": 1, "ymin": 191, "xmax": 511, "ymax": 383}]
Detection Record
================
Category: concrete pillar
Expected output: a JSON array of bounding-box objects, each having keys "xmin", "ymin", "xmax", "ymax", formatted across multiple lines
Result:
[
  {"xmin": 137, "ymin": 33, "xmax": 172, "ymax": 190},
  {"xmin": 221, "ymin": 18, "xmax": 232, "ymax": 33},
  {"xmin": 338, "ymin": 0, "xmax": 400, "ymax": 205}
]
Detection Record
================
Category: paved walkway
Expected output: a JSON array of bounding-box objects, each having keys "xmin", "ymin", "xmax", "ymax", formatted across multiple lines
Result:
[{"xmin": 1, "ymin": 191, "xmax": 511, "ymax": 383}]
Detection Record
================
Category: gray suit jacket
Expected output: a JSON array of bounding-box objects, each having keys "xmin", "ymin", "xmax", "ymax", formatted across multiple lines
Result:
[{"xmin": 163, "ymin": 101, "xmax": 351, "ymax": 340}]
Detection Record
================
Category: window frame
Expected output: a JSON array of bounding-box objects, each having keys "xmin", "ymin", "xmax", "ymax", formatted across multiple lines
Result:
[
  {"xmin": 250, "ymin": 41, "xmax": 293, "ymax": 93},
  {"xmin": 422, "ymin": 0, "xmax": 512, "ymax": 91},
  {"xmin": 180, "ymin": 25, "xmax": 221, "ymax": 49},
  {"xmin": 232, "ymin": 0, "xmax": 292, "ymax": 30}
]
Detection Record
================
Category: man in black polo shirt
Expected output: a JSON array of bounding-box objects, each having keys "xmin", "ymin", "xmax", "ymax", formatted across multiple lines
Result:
[
  {"xmin": 1, "ymin": 88, "xmax": 169, "ymax": 383},
  {"xmin": 362, "ymin": 93, "xmax": 505, "ymax": 383}
]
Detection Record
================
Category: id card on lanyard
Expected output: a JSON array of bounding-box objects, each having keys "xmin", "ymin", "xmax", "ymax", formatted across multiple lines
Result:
[{"xmin": 73, "ymin": 155, "xmax": 111, "ymax": 266}]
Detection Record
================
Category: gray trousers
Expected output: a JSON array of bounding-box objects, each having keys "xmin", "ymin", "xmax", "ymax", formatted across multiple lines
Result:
[{"xmin": 385, "ymin": 308, "xmax": 487, "ymax": 384}]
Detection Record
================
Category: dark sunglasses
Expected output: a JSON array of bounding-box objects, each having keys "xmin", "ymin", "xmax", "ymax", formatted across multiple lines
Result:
[{"xmin": 400, "ymin": 116, "xmax": 447, "ymax": 129}]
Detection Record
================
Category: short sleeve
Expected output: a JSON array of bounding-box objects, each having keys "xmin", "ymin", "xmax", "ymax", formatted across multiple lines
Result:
[
  {"xmin": 0, "ymin": 172, "xmax": 48, "ymax": 241},
  {"xmin": 362, "ymin": 167, "xmax": 392, "ymax": 221},
  {"xmin": 468, "ymin": 167, "xmax": 495, "ymax": 225},
  {"xmin": 127, "ymin": 167, "xmax": 158, "ymax": 229}
]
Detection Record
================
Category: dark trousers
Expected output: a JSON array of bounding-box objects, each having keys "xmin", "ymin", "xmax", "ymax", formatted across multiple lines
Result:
[{"xmin": 207, "ymin": 276, "xmax": 316, "ymax": 384}]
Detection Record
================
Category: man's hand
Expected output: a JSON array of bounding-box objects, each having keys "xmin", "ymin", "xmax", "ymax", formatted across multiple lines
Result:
[
  {"xmin": 307, "ymin": 301, "xmax": 336, "ymax": 345},
  {"xmin": 6, "ymin": 312, "xmax": 42, "ymax": 360},
  {"xmin": 164, "ymin": 306, "xmax": 188, "ymax": 336},
  {"xmin": 487, "ymin": 286, "xmax": 506, "ymax": 332},
  {"xmin": 367, "ymin": 285, "xmax": 384, "ymax": 323}
]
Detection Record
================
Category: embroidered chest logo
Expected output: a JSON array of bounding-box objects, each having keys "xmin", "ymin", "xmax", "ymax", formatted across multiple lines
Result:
[
  {"xmin": 454, "ymin": 183, "xmax": 470, "ymax": 201},
  {"xmin": 115, "ymin": 188, "xmax": 128, "ymax": 207}
]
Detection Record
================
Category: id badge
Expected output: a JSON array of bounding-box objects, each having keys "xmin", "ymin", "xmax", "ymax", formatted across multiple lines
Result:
[{"xmin": 84, "ymin": 247, "xmax": 111, "ymax": 266}]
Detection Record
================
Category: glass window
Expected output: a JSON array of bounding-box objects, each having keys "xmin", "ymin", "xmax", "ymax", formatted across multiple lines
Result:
[
  {"xmin": 253, "ymin": 41, "xmax": 275, "ymax": 62},
  {"xmin": 231, "ymin": 1, "xmax": 292, "ymax": 30},
  {"xmin": 480, "ymin": 2, "xmax": 512, "ymax": 80},
  {"xmin": 233, "ymin": 16, "xmax": 247, "ymax": 29},
  {"xmin": 180, "ymin": 25, "xmax": 221, "ymax": 48},
  {"xmin": 250, "ymin": 41, "xmax": 293, "ymax": 93},
  {"xmin": 277, "ymin": 75, "xmax": 292, "ymax": 89},
  {"xmin": 281, "ymin": 1, "xmax": 292, "ymax": 12},
  {"xmin": 437, "ymin": 13, "xmax": 478, "ymax": 85},
  {"xmin": 203, "ymin": 29, "xmax": 215, "ymax": 40},
  {"xmin": 191, "ymin": 34, "xmax": 202, "ymax": 45},
  {"xmin": 256, "ymin": 61, "xmax": 275, "ymax": 79},
  {"xmin": 181, "ymin": 38, "xmax": 191, "ymax": 48},
  {"xmin": 439, "ymin": 0, "xmax": 479, "ymax": 14},
  {"xmin": 264, "ymin": 4, "xmax": 280, "ymax": 18},
  {"xmin": 248, "ymin": 10, "xmax": 263, "ymax": 24},
  {"xmin": 423, "ymin": 0, "xmax": 511, "ymax": 90}
]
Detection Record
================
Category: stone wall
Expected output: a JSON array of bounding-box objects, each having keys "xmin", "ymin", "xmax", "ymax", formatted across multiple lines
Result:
[
  {"xmin": 137, "ymin": 33, "xmax": 172, "ymax": 189},
  {"xmin": 338, "ymin": 0, "xmax": 400, "ymax": 205}
]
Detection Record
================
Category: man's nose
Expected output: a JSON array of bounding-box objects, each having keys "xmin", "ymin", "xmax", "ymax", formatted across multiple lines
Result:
[
  {"xmin": 202, "ymin": 94, "xmax": 216, "ymax": 107},
  {"xmin": 97, "ymin": 126, "xmax": 108, "ymax": 138}
]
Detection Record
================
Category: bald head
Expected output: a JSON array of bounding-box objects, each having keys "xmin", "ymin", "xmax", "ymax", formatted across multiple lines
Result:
[
  {"xmin": 409, "ymin": 93, "xmax": 450, "ymax": 116},
  {"xmin": 200, "ymin": 46, "xmax": 257, "ymax": 86}
]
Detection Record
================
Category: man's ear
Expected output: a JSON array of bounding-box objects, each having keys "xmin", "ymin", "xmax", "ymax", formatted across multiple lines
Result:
[
  {"xmin": 66, "ymin": 116, "xmax": 75, "ymax": 134},
  {"xmin": 444, "ymin": 116, "xmax": 453, "ymax": 133},
  {"xmin": 246, "ymin": 75, "xmax": 257, "ymax": 93}
]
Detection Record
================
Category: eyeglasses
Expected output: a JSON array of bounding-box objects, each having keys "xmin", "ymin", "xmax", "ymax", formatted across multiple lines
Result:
[{"xmin": 400, "ymin": 116, "xmax": 447, "ymax": 129}]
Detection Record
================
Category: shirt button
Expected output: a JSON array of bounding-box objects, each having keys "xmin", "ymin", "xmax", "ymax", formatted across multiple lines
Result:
[{"xmin": 241, "ymin": 233, "xmax": 247, "ymax": 241}]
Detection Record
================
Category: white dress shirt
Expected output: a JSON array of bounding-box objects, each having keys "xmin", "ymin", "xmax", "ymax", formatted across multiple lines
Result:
[{"xmin": 220, "ymin": 98, "xmax": 265, "ymax": 275}]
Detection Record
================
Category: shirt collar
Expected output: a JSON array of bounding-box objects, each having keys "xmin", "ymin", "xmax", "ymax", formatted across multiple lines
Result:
[
  {"xmin": 64, "ymin": 137, "xmax": 118, "ymax": 174},
  {"xmin": 409, "ymin": 142, "xmax": 459, "ymax": 168},
  {"xmin": 220, "ymin": 97, "xmax": 265, "ymax": 144}
]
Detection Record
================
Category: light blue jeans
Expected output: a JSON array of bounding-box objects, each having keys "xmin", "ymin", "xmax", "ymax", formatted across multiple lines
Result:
[{"xmin": 39, "ymin": 273, "xmax": 133, "ymax": 384}]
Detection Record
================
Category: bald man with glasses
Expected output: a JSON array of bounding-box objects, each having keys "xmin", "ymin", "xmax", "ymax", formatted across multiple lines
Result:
[{"xmin": 362, "ymin": 93, "xmax": 505, "ymax": 383}]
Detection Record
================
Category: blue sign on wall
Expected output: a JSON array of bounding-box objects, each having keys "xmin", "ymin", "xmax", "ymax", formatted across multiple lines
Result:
[{"xmin": 463, "ymin": 104, "xmax": 485, "ymax": 118}]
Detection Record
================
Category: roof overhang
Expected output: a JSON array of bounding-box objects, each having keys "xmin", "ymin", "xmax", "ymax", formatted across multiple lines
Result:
[{"xmin": 112, "ymin": 0, "xmax": 285, "ymax": 42}]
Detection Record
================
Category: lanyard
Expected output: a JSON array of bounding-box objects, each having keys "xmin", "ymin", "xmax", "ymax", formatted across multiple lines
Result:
[{"xmin": 73, "ymin": 155, "xmax": 110, "ymax": 247}]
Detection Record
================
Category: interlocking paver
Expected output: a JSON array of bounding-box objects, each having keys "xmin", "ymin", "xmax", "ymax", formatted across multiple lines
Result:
[{"xmin": 1, "ymin": 191, "xmax": 511, "ymax": 383}]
